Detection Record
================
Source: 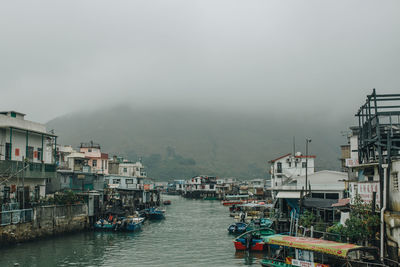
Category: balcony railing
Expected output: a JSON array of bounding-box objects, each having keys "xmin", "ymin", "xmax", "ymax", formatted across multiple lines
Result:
[{"xmin": 0, "ymin": 160, "xmax": 56, "ymax": 179}]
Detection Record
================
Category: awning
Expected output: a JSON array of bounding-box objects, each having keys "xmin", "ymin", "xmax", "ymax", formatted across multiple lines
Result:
[
  {"xmin": 264, "ymin": 235, "xmax": 365, "ymax": 258},
  {"xmin": 332, "ymin": 198, "xmax": 350, "ymax": 207},
  {"xmin": 276, "ymin": 191, "xmax": 301, "ymax": 199},
  {"xmin": 303, "ymin": 198, "xmax": 337, "ymax": 209}
]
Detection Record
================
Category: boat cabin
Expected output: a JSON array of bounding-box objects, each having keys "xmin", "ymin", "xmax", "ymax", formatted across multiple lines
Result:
[{"xmin": 261, "ymin": 235, "xmax": 380, "ymax": 267}]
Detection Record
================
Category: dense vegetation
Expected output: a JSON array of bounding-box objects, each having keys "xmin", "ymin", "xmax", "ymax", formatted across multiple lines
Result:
[{"xmin": 47, "ymin": 105, "xmax": 352, "ymax": 181}]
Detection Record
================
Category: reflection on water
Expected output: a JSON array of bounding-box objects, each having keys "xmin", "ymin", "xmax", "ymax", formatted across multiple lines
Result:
[
  {"xmin": 0, "ymin": 196, "xmax": 267, "ymax": 267},
  {"xmin": 235, "ymin": 251, "xmax": 266, "ymax": 265}
]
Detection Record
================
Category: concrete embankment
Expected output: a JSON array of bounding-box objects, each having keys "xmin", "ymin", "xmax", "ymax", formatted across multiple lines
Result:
[{"xmin": 0, "ymin": 204, "xmax": 89, "ymax": 246}]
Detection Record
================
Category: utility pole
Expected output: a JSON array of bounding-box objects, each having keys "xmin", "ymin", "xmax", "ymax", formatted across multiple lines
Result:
[
  {"xmin": 22, "ymin": 156, "xmax": 25, "ymax": 210},
  {"xmin": 305, "ymin": 138, "xmax": 312, "ymax": 194}
]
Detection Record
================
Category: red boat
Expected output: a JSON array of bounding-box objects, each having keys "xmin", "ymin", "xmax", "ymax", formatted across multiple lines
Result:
[
  {"xmin": 221, "ymin": 195, "xmax": 249, "ymax": 206},
  {"xmin": 222, "ymin": 200, "xmax": 244, "ymax": 206},
  {"xmin": 233, "ymin": 228, "xmax": 275, "ymax": 251},
  {"xmin": 163, "ymin": 200, "xmax": 171, "ymax": 205}
]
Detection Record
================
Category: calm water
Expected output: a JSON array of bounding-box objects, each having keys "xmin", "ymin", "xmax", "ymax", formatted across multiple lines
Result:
[{"xmin": 0, "ymin": 195, "xmax": 266, "ymax": 267}]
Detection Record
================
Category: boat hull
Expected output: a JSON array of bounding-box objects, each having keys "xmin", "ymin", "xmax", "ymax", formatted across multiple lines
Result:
[
  {"xmin": 233, "ymin": 240, "xmax": 264, "ymax": 251},
  {"xmin": 260, "ymin": 259, "xmax": 292, "ymax": 267}
]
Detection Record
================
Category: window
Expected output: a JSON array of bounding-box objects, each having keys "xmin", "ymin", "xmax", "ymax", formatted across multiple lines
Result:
[
  {"xmin": 325, "ymin": 193, "xmax": 339, "ymax": 200},
  {"xmin": 5, "ymin": 143, "xmax": 11, "ymax": 159},
  {"xmin": 10, "ymin": 112, "xmax": 16, "ymax": 118},
  {"xmin": 288, "ymin": 162, "xmax": 291, "ymax": 167},
  {"xmin": 302, "ymin": 162, "xmax": 306, "ymax": 168},
  {"xmin": 105, "ymin": 179, "xmax": 109, "ymax": 184},
  {"xmin": 88, "ymin": 149, "xmax": 92, "ymax": 152},
  {"xmin": 311, "ymin": 193, "xmax": 324, "ymax": 199},
  {"xmin": 92, "ymin": 160, "xmax": 97, "ymax": 167},
  {"xmin": 210, "ymin": 184, "xmax": 214, "ymax": 190},
  {"xmin": 123, "ymin": 168, "xmax": 127, "ymax": 173},
  {"xmin": 37, "ymin": 148, "xmax": 42, "ymax": 161},
  {"xmin": 113, "ymin": 179, "xmax": 121, "ymax": 184},
  {"xmin": 27, "ymin": 146, "xmax": 34, "ymax": 160},
  {"xmin": 126, "ymin": 179, "xmax": 134, "ymax": 184},
  {"xmin": 105, "ymin": 161, "xmax": 107, "ymax": 169},
  {"xmin": 393, "ymin": 172, "xmax": 399, "ymax": 191},
  {"xmin": 277, "ymin": 162, "xmax": 282, "ymax": 173}
]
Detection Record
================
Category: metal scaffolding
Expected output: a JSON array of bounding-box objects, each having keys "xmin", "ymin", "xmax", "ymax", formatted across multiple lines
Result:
[{"xmin": 355, "ymin": 89, "xmax": 400, "ymax": 205}]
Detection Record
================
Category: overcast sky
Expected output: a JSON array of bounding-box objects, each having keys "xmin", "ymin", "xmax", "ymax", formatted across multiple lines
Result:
[{"xmin": 1, "ymin": 0, "xmax": 399, "ymax": 123}]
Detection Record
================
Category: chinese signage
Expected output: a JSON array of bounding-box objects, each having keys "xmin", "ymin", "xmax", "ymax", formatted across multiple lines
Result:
[
  {"xmin": 345, "ymin": 158, "xmax": 359, "ymax": 167},
  {"xmin": 355, "ymin": 182, "xmax": 380, "ymax": 207}
]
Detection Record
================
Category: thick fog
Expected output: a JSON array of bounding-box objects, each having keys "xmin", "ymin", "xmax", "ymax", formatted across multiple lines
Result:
[{"xmin": 1, "ymin": 0, "xmax": 399, "ymax": 123}]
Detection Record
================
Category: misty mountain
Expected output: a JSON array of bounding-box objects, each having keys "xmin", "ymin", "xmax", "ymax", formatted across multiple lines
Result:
[{"xmin": 47, "ymin": 105, "xmax": 355, "ymax": 181}]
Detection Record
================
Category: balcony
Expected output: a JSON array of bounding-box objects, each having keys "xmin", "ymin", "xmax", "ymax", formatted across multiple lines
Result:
[{"xmin": 0, "ymin": 160, "xmax": 56, "ymax": 180}]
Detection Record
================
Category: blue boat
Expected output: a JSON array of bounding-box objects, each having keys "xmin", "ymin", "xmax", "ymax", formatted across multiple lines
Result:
[
  {"xmin": 122, "ymin": 217, "xmax": 145, "ymax": 231},
  {"xmin": 146, "ymin": 208, "xmax": 165, "ymax": 220},
  {"xmin": 94, "ymin": 219, "xmax": 117, "ymax": 231},
  {"xmin": 228, "ymin": 222, "xmax": 248, "ymax": 234}
]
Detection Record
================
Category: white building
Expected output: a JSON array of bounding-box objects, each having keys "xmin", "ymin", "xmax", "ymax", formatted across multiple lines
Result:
[
  {"xmin": 275, "ymin": 170, "xmax": 347, "ymax": 200},
  {"xmin": 269, "ymin": 152, "xmax": 315, "ymax": 188},
  {"xmin": 119, "ymin": 160, "xmax": 146, "ymax": 178},
  {"xmin": 0, "ymin": 111, "xmax": 57, "ymax": 200}
]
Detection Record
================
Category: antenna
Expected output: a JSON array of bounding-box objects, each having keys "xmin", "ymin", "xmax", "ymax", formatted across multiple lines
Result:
[{"xmin": 293, "ymin": 136, "xmax": 295, "ymax": 156}]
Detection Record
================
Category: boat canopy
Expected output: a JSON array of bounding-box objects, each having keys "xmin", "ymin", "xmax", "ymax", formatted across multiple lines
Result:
[
  {"xmin": 225, "ymin": 195, "xmax": 249, "ymax": 199},
  {"xmin": 264, "ymin": 235, "xmax": 365, "ymax": 258}
]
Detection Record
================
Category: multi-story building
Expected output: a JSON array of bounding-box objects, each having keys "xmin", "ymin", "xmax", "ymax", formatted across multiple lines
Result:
[
  {"xmin": 183, "ymin": 175, "xmax": 217, "ymax": 199},
  {"xmin": 79, "ymin": 141, "xmax": 109, "ymax": 175},
  {"xmin": 269, "ymin": 152, "xmax": 315, "ymax": 189},
  {"xmin": 348, "ymin": 90, "xmax": 400, "ymax": 261},
  {"xmin": 0, "ymin": 111, "xmax": 57, "ymax": 203}
]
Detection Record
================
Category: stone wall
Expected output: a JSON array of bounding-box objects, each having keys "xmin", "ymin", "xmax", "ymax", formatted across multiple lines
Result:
[{"xmin": 0, "ymin": 204, "xmax": 88, "ymax": 246}]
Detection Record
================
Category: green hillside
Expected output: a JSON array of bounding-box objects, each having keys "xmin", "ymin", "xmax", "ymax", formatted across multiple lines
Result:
[{"xmin": 47, "ymin": 105, "xmax": 352, "ymax": 181}]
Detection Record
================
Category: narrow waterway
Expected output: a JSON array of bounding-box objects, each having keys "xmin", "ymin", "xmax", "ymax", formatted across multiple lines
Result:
[{"xmin": 0, "ymin": 195, "xmax": 266, "ymax": 267}]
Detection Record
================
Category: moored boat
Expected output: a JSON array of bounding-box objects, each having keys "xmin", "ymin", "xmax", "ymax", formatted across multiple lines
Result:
[
  {"xmin": 146, "ymin": 207, "xmax": 166, "ymax": 220},
  {"xmin": 222, "ymin": 195, "xmax": 250, "ymax": 206},
  {"xmin": 94, "ymin": 219, "xmax": 117, "ymax": 231},
  {"xmin": 203, "ymin": 196, "xmax": 218, "ymax": 200},
  {"xmin": 227, "ymin": 222, "xmax": 248, "ymax": 234},
  {"xmin": 163, "ymin": 200, "xmax": 172, "ymax": 205},
  {"xmin": 122, "ymin": 217, "xmax": 145, "ymax": 232},
  {"xmin": 233, "ymin": 228, "xmax": 275, "ymax": 251},
  {"xmin": 260, "ymin": 235, "xmax": 380, "ymax": 267}
]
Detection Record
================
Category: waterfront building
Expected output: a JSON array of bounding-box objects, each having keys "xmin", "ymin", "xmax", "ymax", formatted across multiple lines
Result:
[
  {"xmin": 269, "ymin": 152, "xmax": 315, "ymax": 189},
  {"xmin": 183, "ymin": 175, "xmax": 217, "ymax": 199},
  {"xmin": 46, "ymin": 144, "xmax": 105, "ymax": 197},
  {"xmin": 79, "ymin": 141, "xmax": 109, "ymax": 175},
  {"xmin": 273, "ymin": 170, "xmax": 346, "ymax": 217},
  {"xmin": 0, "ymin": 111, "xmax": 57, "ymax": 203},
  {"xmin": 348, "ymin": 90, "xmax": 400, "ymax": 261},
  {"xmin": 215, "ymin": 178, "xmax": 238, "ymax": 198}
]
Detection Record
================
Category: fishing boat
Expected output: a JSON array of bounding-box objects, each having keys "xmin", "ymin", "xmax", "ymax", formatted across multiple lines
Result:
[
  {"xmin": 94, "ymin": 219, "xmax": 117, "ymax": 231},
  {"xmin": 163, "ymin": 200, "xmax": 172, "ymax": 205},
  {"xmin": 260, "ymin": 235, "xmax": 380, "ymax": 267},
  {"xmin": 203, "ymin": 196, "xmax": 218, "ymax": 200},
  {"xmin": 233, "ymin": 228, "xmax": 275, "ymax": 251},
  {"xmin": 146, "ymin": 207, "xmax": 165, "ymax": 220},
  {"xmin": 122, "ymin": 217, "xmax": 145, "ymax": 232},
  {"xmin": 228, "ymin": 222, "xmax": 248, "ymax": 234},
  {"xmin": 222, "ymin": 195, "xmax": 249, "ymax": 206}
]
